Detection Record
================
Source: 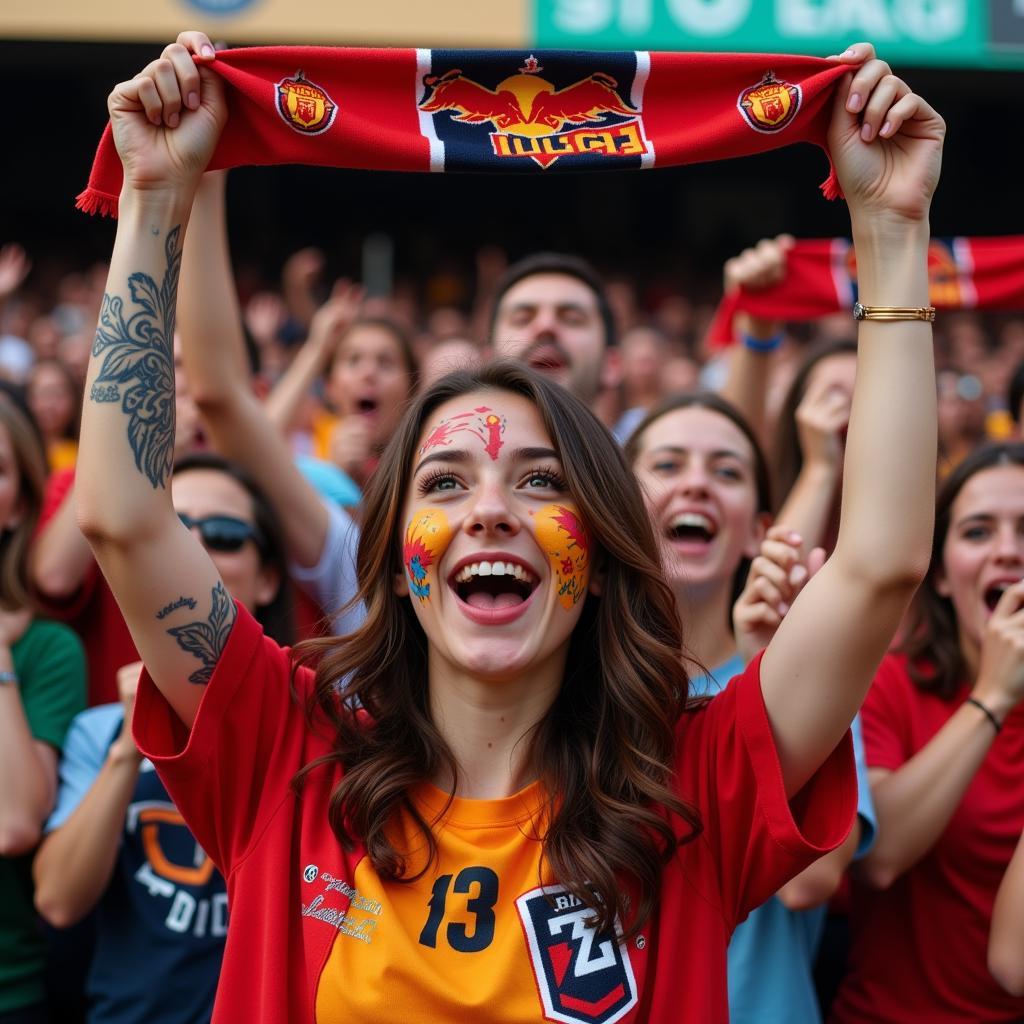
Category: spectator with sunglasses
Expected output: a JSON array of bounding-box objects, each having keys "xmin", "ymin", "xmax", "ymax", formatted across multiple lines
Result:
[{"xmin": 32, "ymin": 452, "xmax": 293, "ymax": 1024}]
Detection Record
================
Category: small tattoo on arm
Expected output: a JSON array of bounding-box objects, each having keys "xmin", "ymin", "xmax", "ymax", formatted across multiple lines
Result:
[
  {"xmin": 165, "ymin": 582, "xmax": 236, "ymax": 685},
  {"xmin": 155, "ymin": 595, "xmax": 198, "ymax": 620},
  {"xmin": 89, "ymin": 383, "xmax": 120, "ymax": 403},
  {"xmin": 90, "ymin": 225, "xmax": 181, "ymax": 489}
]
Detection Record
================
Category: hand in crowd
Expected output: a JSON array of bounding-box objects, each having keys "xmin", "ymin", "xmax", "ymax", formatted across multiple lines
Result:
[
  {"xmin": 107, "ymin": 661, "xmax": 144, "ymax": 765},
  {"xmin": 723, "ymin": 233, "xmax": 793, "ymax": 341},
  {"xmin": 971, "ymin": 580, "xmax": 1024, "ymax": 723},
  {"xmin": 282, "ymin": 246, "xmax": 326, "ymax": 328},
  {"xmin": 106, "ymin": 32, "xmax": 226, "ymax": 193},
  {"xmin": 795, "ymin": 368, "xmax": 852, "ymax": 473},
  {"xmin": 244, "ymin": 291, "xmax": 287, "ymax": 349},
  {"xmin": 734, "ymin": 526, "xmax": 826, "ymax": 663},
  {"xmin": 307, "ymin": 279, "xmax": 365, "ymax": 358},
  {"xmin": 0, "ymin": 243, "xmax": 31, "ymax": 300},
  {"xmin": 827, "ymin": 43, "xmax": 944, "ymax": 226},
  {"xmin": 328, "ymin": 415, "xmax": 373, "ymax": 479}
]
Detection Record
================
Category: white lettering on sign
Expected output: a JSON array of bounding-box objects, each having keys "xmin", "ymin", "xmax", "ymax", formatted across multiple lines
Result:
[
  {"xmin": 666, "ymin": 0, "xmax": 752, "ymax": 34},
  {"xmin": 894, "ymin": 0, "xmax": 965, "ymax": 42},
  {"xmin": 552, "ymin": 0, "xmax": 614, "ymax": 32}
]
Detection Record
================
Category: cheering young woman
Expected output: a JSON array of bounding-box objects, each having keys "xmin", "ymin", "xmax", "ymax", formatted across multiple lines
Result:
[{"xmin": 75, "ymin": 32, "xmax": 943, "ymax": 1023}]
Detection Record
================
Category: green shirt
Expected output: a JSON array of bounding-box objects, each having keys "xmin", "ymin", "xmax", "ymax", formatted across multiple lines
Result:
[{"xmin": 0, "ymin": 618, "xmax": 86, "ymax": 1012}]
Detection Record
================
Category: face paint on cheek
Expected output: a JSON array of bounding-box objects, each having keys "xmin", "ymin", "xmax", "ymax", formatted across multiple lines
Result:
[
  {"xmin": 535, "ymin": 503, "xmax": 591, "ymax": 610},
  {"xmin": 402, "ymin": 508, "xmax": 453, "ymax": 602}
]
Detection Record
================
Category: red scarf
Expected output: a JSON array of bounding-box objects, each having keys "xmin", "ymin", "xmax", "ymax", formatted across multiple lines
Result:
[
  {"xmin": 79, "ymin": 47, "xmax": 850, "ymax": 217},
  {"xmin": 707, "ymin": 236, "xmax": 1024, "ymax": 347}
]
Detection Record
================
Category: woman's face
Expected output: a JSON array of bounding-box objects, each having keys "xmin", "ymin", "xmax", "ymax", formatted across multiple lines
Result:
[
  {"xmin": 398, "ymin": 389, "xmax": 592, "ymax": 682},
  {"xmin": 171, "ymin": 468, "xmax": 279, "ymax": 614},
  {"xmin": 28, "ymin": 362, "xmax": 76, "ymax": 439},
  {"xmin": 633, "ymin": 406, "xmax": 765, "ymax": 592},
  {"xmin": 326, "ymin": 324, "xmax": 413, "ymax": 445},
  {"xmin": 937, "ymin": 463, "xmax": 1024, "ymax": 654},
  {"xmin": 0, "ymin": 423, "xmax": 23, "ymax": 532}
]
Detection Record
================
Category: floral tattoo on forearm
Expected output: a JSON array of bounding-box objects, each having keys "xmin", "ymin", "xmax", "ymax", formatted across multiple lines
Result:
[
  {"xmin": 164, "ymin": 581, "xmax": 236, "ymax": 685},
  {"xmin": 90, "ymin": 225, "xmax": 181, "ymax": 489}
]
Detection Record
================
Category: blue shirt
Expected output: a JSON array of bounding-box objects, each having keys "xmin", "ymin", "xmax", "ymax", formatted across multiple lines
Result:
[
  {"xmin": 47, "ymin": 705, "xmax": 226, "ymax": 1024},
  {"xmin": 692, "ymin": 655, "xmax": 877, "ymax": 1024}
]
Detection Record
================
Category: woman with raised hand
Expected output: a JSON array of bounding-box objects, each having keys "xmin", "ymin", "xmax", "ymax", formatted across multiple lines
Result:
[
  {"xmin": 627, "ymin": 396, "xmax": 875, "ymax": 1024},
  {"xmin": 74, "ymin": 31, "xmax": 941, "ymax": 1023},
  {"xmin": 830, "ymin": 443, "xmax": 1024, "ymax": 1022}
]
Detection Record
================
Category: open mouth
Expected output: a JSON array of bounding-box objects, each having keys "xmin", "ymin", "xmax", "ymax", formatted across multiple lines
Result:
[
  {"xmin": 666, "ymin": 512, "xmax": 717, "ymax": 545},
  {"xmin": 451, "ymin": 560, "xmax": 539, "ymax": 610},
  {"xmin": 984, "ymin": 582, "xmax": 1017, "ymax": 612},
  {"xmin": 356, "ymin": 397, "xmax": 379, "ymax": 415}
]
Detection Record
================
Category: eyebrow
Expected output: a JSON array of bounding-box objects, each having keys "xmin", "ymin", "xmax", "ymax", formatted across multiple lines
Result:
[
  {"xmin": 413, "ymin": 445, "xmax": 559, "ymax": 474},
  {"xmin": 646, "ymin": 444, "xmax": 750, "ymax": 462}
]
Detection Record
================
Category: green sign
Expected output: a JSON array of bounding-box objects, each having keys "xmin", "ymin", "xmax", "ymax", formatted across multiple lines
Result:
[{"xmin": 536, "ymin": 0, "xmax": 1024, "ymax": 68}]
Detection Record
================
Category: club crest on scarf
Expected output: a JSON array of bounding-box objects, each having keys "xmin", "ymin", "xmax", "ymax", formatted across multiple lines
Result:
[
  {"xmin": 419, "ymin": 52, "xmax": 648, "ymax": 170},
  {"xmin": 276, "ymin": 71, "xmax": 338, "ymax": 135},
  {"xmin": 517, "ymin": 885, "xmax": 638, "ymax": 1024},
  {"xmin": 737, "ymin": 71, "xmax": 801, "ymax": 134}
]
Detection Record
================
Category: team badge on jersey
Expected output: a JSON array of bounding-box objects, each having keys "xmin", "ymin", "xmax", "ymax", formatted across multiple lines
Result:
[
  {"xmin": 418, "ymin": 50, "xmax": 651, "ymax": 171},
  {"xmin": 737, "ymin": 71, "xmax": 801, "ymax": 134},
  {"xmin": 276, "ymin": 71, "xmax": 338, "ymax": 135},
  {"xmin": 517, "ymin": 884, "xmax": 638, "ymax": 1024}
]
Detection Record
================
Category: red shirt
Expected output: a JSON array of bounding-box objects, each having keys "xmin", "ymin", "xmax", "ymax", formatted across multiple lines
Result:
[
  {"xmin": 832, "ymin": 653, "xmax": 1024, "ymax": 1023},
  {"xmin": 134, "ymin": 607, "xmax": 854, "ymax": 1023},
  {"xmin": 36, "ymin": 468, "xmax": 138, "ymax": 706}
]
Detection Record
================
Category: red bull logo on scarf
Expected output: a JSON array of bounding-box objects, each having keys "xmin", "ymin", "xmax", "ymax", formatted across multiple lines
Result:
[
  {"xmin": 517, "ymin": 884, "xmax": 638, "ymax": 1023},
  {"xmin": 417, "ymin": 50, "xmax": 653, "ymax": 171}
]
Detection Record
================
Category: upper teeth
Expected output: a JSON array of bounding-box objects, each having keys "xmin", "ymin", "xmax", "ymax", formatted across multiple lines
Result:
[
  {"xmin": 454, "ymin": 561, "xmax": 536, "ymax": 584},
  {"xmin": 671, "ymin": 513, "xmax": 714, "ymax": 532}
]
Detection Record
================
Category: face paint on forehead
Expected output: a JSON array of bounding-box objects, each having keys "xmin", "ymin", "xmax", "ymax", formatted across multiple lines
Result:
[
  {"xmin": 419, "ymin": 406, "xmax": 507, "ymax": 461},
  {"xmin": 535, "ymin": 503, "xmax": 590, "ymax": 610},
  {"xmin": 403, "ymin": 508, "xmax": 454, "ymax": 602}
]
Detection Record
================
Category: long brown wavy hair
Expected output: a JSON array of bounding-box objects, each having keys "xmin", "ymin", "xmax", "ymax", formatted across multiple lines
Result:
[
  {"xmin": 294, "ymin": 361, "xmax": 700, "ymax": 937},
  {"xmin": 900, "ymin": 442, "xmax": 1024, "ymax": 699}
]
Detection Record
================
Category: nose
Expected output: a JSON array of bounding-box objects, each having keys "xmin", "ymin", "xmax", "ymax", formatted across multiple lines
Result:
[
  {"xmin": 463, "ymin": 475, "xmax": 520, "ymax": 538},
  {"xmin": 993, "ymin": 523, "xmax": 1024, "ymax": 565},
  {"xmin": 677, "ymin": 459, "xmax": 711, "ymax": 497}
]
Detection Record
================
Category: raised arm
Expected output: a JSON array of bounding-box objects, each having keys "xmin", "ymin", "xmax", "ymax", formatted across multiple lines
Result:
[
  {"xmin": 758, "ymin": 45, "xmax": 943, "ymax": 795},
  {"xmin": 717, "ymin": 234, "xmax": 792, "ymax": 446},
  {"xmin": 178, "ymin": 170, "xmax": 336, "ymax": 569},
  {"xmin": 75, "ymin": 35, "xmax": 232, "ymax": 730}
]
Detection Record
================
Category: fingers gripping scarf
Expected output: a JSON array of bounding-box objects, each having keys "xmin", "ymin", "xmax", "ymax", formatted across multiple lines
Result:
[{"xmin": 78, "ymin": 47, "xmax": 851, "ymax": 217}]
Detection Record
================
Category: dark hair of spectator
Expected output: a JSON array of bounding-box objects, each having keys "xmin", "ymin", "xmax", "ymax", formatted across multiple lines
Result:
[
  {"xmin": 171, "ymin": 452, "xmax": 295, "ymax": 646},
  {"xmin": 293, "ymin": 360, "xmax": 700, "ymax": 940},
  {"xmin": 900, "ymin": 442, "xmax": 1024, "ymax": 699},
  {"xmin": 771, "ymin": 338, "xmax": 858, "ymax": 514},
  {"xmin": 625, "ymin": 390, "xmax": 772, "ymax": 613},
  {"xmin": 0, "ymin": 395, "xmax": 49, "ymax": 609},
  {"xmin": 488, "ymin": 253, "xmax": 617, "ymax": 349}
]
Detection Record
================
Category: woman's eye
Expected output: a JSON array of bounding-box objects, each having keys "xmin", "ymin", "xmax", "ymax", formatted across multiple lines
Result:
[
  {"xmin": 715, "ymin": 465, "xmax": 743, "ymax": 482},
  {"xmin": 962, "ymin": 526, "xmax": 988, "ymax": 540},
  {"xmin": 651, "ymin": 461, "xmax": 678, "ymax": 475},
  {"xmin": 523, "ymin": 469, "xmax": 567, "ymax": 490},
  {"xmin": 418, "ymin": 471, "xmax": 463, "ymax": 495}
]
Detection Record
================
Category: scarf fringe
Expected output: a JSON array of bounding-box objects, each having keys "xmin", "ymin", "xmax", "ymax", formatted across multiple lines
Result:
[
  {"xmin": 819, "ymin": 167, "xmax": 843, "ymax": 201},
  {"xmin": 75, "ymin": 187, "xmax": 117, "ymax": 218}
]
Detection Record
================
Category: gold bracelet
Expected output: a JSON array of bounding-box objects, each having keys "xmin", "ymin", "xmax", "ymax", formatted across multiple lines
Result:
[{"xmin": 853, "ymin": 301, "xmax": 936, "ymax": 322}]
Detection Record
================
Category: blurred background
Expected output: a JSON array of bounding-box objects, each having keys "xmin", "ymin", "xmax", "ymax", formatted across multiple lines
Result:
[{"xmin": 1, "ymin": 0, "xmax": 1022, "ymax": 317}]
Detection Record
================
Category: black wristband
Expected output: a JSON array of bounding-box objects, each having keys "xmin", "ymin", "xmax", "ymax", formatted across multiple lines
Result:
[{"xmin": 966, "ymin": 696, "xmax": 1002, "ymax": 735}]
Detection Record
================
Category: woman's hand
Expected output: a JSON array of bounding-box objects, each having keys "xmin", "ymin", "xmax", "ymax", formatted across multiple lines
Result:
[
  {"xmin": 307, "ymin": 280, "xmax": 366, "ymax": 360},
  {"xmin": 828, "ymin": 43, "xmax": 945, "ymax": 228},
  {"xmin": 107, "ymin": 30, "xmax": 226, "ymax": 195},
  {"xmin": 722, "ymin": 234, "xmax": 793, "ymax": 342},
  {"xmin": 972, "ymin": 580, "xmax": 1024, "ymax": 722},
  {"xmin": 795, "ymin": 370, "xmax": 851, "ymax": 473},
  {"xmin": 734, "ymin": 526, "xmax": 826, "ymax": 663}
]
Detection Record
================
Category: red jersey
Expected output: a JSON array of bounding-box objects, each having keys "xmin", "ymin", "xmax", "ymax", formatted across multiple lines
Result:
[
  {"xmin": 831, "ymin": 653, "xmax": 1024, "ymax": 1023},
  {"xmin": 134, "ymin": 606, "xmax": 854, "ymax": 1023}
]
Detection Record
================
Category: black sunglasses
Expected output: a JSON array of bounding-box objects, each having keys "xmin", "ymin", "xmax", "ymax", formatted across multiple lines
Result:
[{"xmin": 178, "ymin": 513, "xmax": 262, "ymax": 553}]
